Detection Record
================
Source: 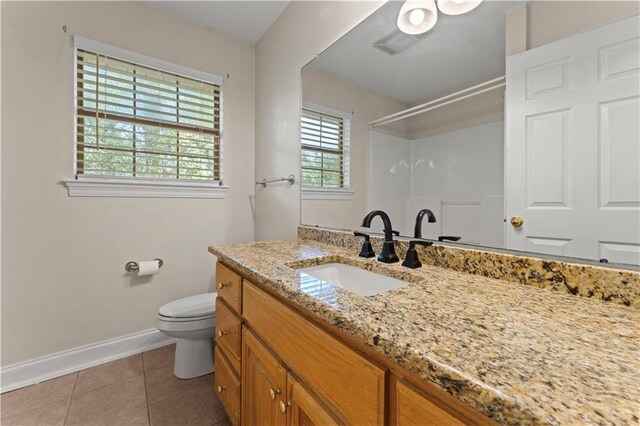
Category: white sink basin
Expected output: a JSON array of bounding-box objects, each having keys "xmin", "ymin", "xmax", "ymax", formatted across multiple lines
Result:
[{"xmin": 297, "ymin": 263, "xmax": 408, "ymax": 296}]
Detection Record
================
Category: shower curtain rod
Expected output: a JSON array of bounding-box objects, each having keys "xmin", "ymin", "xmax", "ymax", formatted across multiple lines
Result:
[{"xmin": 369, "ymin": 75, "xmax": 506, "ymax": 128}]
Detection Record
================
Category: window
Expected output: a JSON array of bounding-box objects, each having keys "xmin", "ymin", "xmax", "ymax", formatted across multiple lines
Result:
[
  {"xmin": 66, "ymin": 37, "xmax": 226, "ymax": 198},
  {"xmin": 300, "ymin": 105, "xmax": 350, "ymax": 191}
]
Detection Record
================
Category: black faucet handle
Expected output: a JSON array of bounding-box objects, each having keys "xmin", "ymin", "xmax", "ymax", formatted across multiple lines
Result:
[
  {"xmin": 402, "ymin": 240, "xmax": 433, "ymax": 269},
  {"xmin": 354, "ymin": 231, "xmax": 375, "ymax": 258},
  {"xmin": 354, "ymin": 231, "xmax": 370, "ymax": 240},
  {"xmin": 409, "ymin": 240, "xmax": 433, "ymax": 249},
  {"xmin": 392, "ymin": 230, "xmax": 400, "ymax": 236},
  {"xmin": 438, "ymin": 236, "xmax": 461, "ymax": 242}
]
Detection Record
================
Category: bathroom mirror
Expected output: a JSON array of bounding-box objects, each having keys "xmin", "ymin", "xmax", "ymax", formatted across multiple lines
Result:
[{"xmin": 300, "ymin": 1, "xmax": 640, "ymax": 267}]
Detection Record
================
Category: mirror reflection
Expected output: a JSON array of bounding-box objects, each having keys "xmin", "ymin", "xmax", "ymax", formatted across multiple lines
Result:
[{"xmin": 301, "ymin": 1, "xmax": 640, "ymax": 267}]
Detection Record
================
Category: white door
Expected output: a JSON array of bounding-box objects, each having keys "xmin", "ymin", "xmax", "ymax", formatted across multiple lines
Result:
[{"xmin": 505, "ymin": 14, "xmax": 640, "ymax": 265}]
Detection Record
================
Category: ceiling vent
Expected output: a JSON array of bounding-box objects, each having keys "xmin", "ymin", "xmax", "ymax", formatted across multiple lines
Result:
[{"xmin": 373, "ymin": 29, "xmax": 429, "ymax": 55}]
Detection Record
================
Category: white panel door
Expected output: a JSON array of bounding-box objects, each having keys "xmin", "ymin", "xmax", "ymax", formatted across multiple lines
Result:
[{"xmin": 505, "ymin": 14, "xmax": 640, "ymax": 265}]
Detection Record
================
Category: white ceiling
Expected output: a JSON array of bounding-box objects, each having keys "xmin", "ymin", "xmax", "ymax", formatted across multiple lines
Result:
[
  {"xmin": 308, "ymin": 1, "xmax": 522, "ymax": 105},
  {"xmin": 145, "ymin": 1, "xmax": 289, "ymax": 44}
]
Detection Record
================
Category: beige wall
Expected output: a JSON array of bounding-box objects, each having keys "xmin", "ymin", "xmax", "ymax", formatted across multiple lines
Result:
[
  {"xmin": 1, "ymin": 1, "xmax": 255, "ymax": 365},
  {"xmin": 254, "ymin": 1, "xmax": 384, "ymax": 241},
  {"xmin": 508, "ymin": 1, "xmax": 640, "ymax": 56},
  {"xmin": 301, "ymin": 66, "xmax": 408, "ymax": 230}
]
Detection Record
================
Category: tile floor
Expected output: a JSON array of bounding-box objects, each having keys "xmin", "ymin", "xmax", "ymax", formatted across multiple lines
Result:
[{"xmin": 0, "ymin": 344, "xmax": 230, "ymax": 426}]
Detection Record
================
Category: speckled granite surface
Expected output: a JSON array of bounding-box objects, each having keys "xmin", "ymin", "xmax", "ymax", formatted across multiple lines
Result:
[
  {"xmin": 209, "ymin": 238, "xmax": 640, "ymax": 426},
  {"xmin": 299, "ymin": 226, "xmax": 640, "ymax": 309}
]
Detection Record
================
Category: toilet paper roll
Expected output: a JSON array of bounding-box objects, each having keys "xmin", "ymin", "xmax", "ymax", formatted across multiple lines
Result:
[{"xmin": 137, "ymin": 260, "xmax": 160, "ymax": 276}]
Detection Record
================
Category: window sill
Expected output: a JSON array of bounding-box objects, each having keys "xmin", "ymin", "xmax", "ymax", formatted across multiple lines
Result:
[
  {"xmin": 301, "ymin": 188, "xmax": 354, "ymax": 200},
  {"xmin": 63, "ymin": 177, "xmax": 228, "ymax": 199}
]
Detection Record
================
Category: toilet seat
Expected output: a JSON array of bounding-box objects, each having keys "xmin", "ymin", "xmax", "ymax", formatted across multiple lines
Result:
[
  {"xmin": 158, "ymin": 293, "xmax": 216, "ymax": 320},
  {"xmin": 158, "ymin": 313, "xmax": 214, "ymax": 322},
  {"xmin": 157, "ymin": 315, "xmax": 215, "ymax": 332}
]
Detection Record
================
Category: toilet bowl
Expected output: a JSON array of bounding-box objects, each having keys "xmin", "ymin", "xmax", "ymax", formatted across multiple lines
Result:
[{"xmin": 156, "ymin": 293, "xmax": 217, "ymax": 379}]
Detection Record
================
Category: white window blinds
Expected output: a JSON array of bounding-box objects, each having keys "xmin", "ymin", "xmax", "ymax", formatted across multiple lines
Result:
[
  {"xmin": 76, "ymin": 49, "xmax": 221, "ymax": 181},
  {"xmin": 301, "ymin": 107, "xmax": 350, "ymax": 188}
]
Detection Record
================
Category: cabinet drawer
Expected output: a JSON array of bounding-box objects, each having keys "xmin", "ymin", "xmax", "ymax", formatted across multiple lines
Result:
[
  {"xmin": 216, "ymin": 263, "xmax": 242, "ymax": 313},
  {"xmin": 243, "ymin": 282, "xmax": 385, "ymax": 426},
  {"xmin": 214, "ymin": 347, "xmax": 241, "ymax": 426},
  {"xmin": 216, "ymin": 298, "xmax": 242, "ymax": 375}
]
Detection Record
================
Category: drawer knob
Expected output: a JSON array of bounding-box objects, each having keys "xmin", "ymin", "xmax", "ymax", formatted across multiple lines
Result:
[
  {"xmin": 269, "ymin": 387, "xmax": 281, "ymax": 400},
  {"xmin": 217, "ymin": 330, "xmax": 226, "ymax": 338},
  {"xmin": 218, "ymin": 281, "xmax": 228, "ymax": 290},
  {"xmin": 217, "ymin": 385, "xmax": 225, "ymax": 393},
  {"xmin": 279, "ymin": 400, "xmax": 287, "ymax": 413}
]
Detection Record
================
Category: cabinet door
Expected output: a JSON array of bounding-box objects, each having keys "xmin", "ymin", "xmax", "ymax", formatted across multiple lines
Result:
[
  {"xmin": 242, "ymin": 327, "xmax": 287, "ymax": 426},
  {"xmin": 393, "ymin": 378, "xmax": 465, "ymax": 426},
  {"xmin": 287, "ymin": 375, "xmax": 340, "ymax": 426},
  {"xmin": 243, "ymin": 281, "xmax": 385, "ymax": 425}
]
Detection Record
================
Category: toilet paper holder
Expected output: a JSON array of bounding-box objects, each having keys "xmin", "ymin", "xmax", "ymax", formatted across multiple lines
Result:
[{"xmin": 125, "ymin": 258, "xmax": 163, "ymax": 272}]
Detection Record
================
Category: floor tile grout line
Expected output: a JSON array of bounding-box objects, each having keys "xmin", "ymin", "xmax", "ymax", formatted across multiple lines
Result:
[
  {"xmin": 146, "ymin": 373, "xmax": 215, "ymax": 409},
  {"xmin": 141, "ymin": 343, "xmax": 176, "ymax": 375},
  {"xmin": 142, "ymin": 360, "xmax": 151, "ymax": 426},
  {"xmin": 70, "ymin": 370, "xmax": 146, "ymax": 400},
  {"xmin": 62, "ymin": 372, "xmax": 80, "ymax": 425}
]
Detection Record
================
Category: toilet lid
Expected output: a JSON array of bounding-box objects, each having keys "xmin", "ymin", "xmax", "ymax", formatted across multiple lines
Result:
[{"xmin": 159, "ymin": 293, "xmax": 217, "ymax": 319}]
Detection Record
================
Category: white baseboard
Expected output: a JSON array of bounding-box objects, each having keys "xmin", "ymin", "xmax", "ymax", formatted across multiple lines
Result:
[{"xmin": 1, "ymin": 329, "xmax": 175, "ymax": 393}]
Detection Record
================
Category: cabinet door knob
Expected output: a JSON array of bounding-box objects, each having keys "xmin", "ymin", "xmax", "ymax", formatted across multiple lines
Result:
[
  {"xmin": 279, "ymin": 400, "xmax": 287, "ymax": 413},
  {"xmin": 217, "ymin": 330, "xmax": 226, "ymax": 338},
  {"xmin": 269, "ymin": 387, "xmax": 281, "ymax": 400},
  {"xmin": 217, "ymin": 385, "xmax": 224, "ymax": 393},
  {"xmin": 217, "ymin": 281, "xmax": 228, "ymax": 290},
  {"xmin": 510, "ymin": 216, "xmax": 524, "ymax": 228}
]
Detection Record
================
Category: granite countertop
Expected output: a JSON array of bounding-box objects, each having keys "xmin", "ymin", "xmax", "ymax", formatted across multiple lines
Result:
[{"xmin": 209, "ymin": 238, "xmax": 640, "ymax": 426}]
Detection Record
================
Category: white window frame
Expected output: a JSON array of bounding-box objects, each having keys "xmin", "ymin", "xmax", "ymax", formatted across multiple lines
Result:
[
  {"xmin": 63, "ymin": 36, "xmax": 227, "ymax": 199},
  {"xmin": 301, "ymin": 101, "xmax": 353, "ymax": 201}
]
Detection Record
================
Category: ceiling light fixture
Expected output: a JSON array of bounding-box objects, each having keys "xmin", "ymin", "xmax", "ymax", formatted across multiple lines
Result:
[
  {"xmin": 409, "ymin": 8, "xmax": 426, "ymax": 26},
  {"xmin": 397, "ymin": 0, "xmax": 438, "ymax": 35},
  {"xmin": 437, "ymin": 0, "xmax": 483, "ymax": 16}
]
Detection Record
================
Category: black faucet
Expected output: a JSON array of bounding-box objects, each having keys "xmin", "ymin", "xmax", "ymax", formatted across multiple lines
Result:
[
  {"xmin": 353, "ymin": 232, "xmax": 375, "ymax": 258},
  {"xmin": 402, "ymin": 240, "xmax": 433, "ymax": 269},
  {"xmin": 414, "ymin": 209, "xmax": 437, "ymax": 238},
  {"xmin": 361, "ymin": 210, "xmax": 399, "ymax": 263}
]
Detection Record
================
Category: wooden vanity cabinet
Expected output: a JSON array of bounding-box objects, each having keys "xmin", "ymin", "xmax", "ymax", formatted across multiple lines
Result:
[
  {"xmin": 242, "ymin": 280, "xmax": 385, "ymax": 425},
  {"xmin": 242, "ymin": 326, "xmax": 341, "ymax": 426},
  {"xmin": 242, "ymin": 328, "xmax": 287, "ymax": 426},
  {"xmin": 216, "ymin": 262, "xmax": 242, "ymax": 312},
  {"xmin": 214, "ymin": 346, "xmax": 241, "ymax": 426},
  {"xmin": 287, "ymin": 374, "xmax": 340, "ymax": 426},
  {"xmin": 216, "ymin": 298, "xmax": 242, "ymax": 374},
  {"xmin": 214, "ymin": 263, "xmax": 244, "ymax": 426},
  {"xmin": 214, "ymin": 261, "xmax": 495, "ymax": 426},
  {"xmin": 391, "ymin": 377, "xmax": 465, "ymax": 426}
]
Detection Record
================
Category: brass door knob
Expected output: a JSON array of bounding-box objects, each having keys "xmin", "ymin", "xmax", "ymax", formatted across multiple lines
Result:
[
  {"xmin": 279, "ymin": 400, "xmax": 287, "ymax": 413},
  {"xmin": 217, "ymin": 385, "xmax": 224, "ymax": 393},
  {"xmin": 217, "ymin": 281, "xmax": 227, "ymax": 290},
  {"xmin": 217, "ymin": 330, "xmax": 226, "ymax": 338},
  {"xmin": 510, "ymin": 216, "xmax": 524, "ymax": 228},
  {"xmin": 269, "ymin": 388, "xmax": 281, "ymax": 400}
]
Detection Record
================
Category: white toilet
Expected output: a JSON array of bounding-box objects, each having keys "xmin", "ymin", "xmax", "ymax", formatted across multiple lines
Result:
[{"xmin": 156, "ymin": 293, "xmax": 217, "ymax": 379}]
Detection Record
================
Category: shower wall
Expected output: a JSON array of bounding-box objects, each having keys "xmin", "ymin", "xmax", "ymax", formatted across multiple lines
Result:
[{"xmin": 370, "ymin": 120, "xmax": 505, "ymax": 246}]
